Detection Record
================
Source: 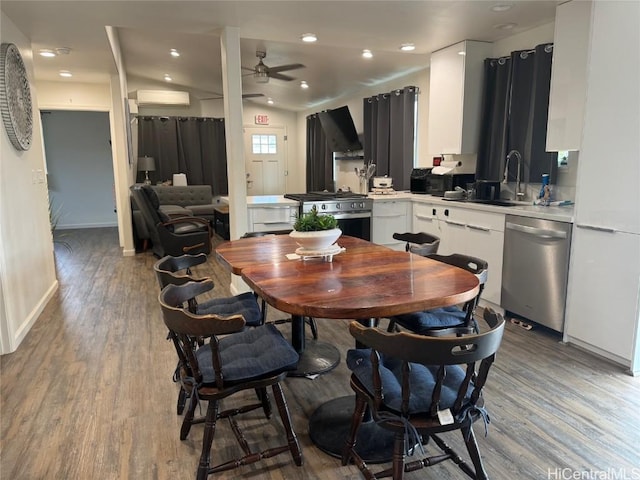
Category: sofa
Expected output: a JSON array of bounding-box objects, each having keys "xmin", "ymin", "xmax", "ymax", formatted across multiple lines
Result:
[{"xmin": 131, "ymin": 184, "xmax": 218, "ymax": 250}]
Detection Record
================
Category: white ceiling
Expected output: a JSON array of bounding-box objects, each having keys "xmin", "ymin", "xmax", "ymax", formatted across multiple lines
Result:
[{"xmin": 1, "ymin": 0, "xmax": 560, "ymax": 112}]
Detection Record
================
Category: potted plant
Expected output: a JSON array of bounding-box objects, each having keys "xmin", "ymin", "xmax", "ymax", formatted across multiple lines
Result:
[{"xmin": 290, "ymin": 205, "xmax": 341, "ymax": 250}]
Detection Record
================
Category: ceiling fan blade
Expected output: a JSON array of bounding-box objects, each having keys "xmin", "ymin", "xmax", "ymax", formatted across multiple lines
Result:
[
  {"xmin": 268, "ymin": 63, "xmax": 305, "ymax": 74},
  {"xmin": 269, "ymin": 72, "xmax": 296, "ymax": 81},
  {"xmin": 242, "ymin": 93, "xmax": 264, "ymax": 98}
]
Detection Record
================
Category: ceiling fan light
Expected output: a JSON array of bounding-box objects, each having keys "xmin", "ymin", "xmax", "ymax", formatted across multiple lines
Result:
[
  {"xmin": 255, "ymin": 71, "xmax": 269, "ymax": 83},
  {"xmin": 267, "ymin": 98, "xmax": 274, "ymax": 105},
  {"xmin": 300, "ymin": 81, "xmax": 309, "ymax": 89},
  {"xmin": 164, "ymin": 74, "xmax": 172, "ymax": 82},
  {"xmin": 301, "ymin": 33, "xmax": 317, "ymax": 43},
  {"xmin": 362, "ymin": 49, "xmax": 373, "ymax": 59},
  {"xmin": 400, "ymin": 43, "xmax": 415, "ymax": 52},
  {"xmin": 170, "ymin": 48, "xmax": 180, "ymax": 57},
  {"xmin": 59, "ymin": 70, "xmax": 72, "ymax": 78},
  {"xmin": 39, "ymin": 49, "xmax": 56, "ymax": 57}
]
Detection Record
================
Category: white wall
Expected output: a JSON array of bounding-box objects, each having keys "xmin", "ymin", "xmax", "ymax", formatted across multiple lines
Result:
[{"xmin": 0, "ymin": 12, "xmax": 58, "ymax": 354}]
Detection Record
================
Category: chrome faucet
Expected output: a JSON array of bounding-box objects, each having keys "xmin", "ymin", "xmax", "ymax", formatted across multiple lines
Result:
[{"xmin": 503, "ymin": 149, "xmax": 525, "ymax": 200}]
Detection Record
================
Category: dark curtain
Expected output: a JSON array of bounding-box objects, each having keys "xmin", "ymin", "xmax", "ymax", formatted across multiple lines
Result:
[
  {"xmin": 363, "ymin": 86, "xmax": 417, "ymax": 191},
  {"xmin": 138, "ymin": 116, "xmax": 228, "ymax": 195},
  {"xmin": 476, "ymin": 57, "xmax": 511, "ymax": 180},
  {"xmin": 306, "ymin": 113, "xmax": 333, "ymax": 192},
  {"xmin": 477, "ymin": 43, "xmax": 556, "ymax": 183}
]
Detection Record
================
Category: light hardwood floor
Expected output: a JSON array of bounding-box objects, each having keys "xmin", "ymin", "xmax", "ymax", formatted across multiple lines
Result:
[{"xmin": 2, "ymin": 228, "xmax": 639, "ymax": 479}]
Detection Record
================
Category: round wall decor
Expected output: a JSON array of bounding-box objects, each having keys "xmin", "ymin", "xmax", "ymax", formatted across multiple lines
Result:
[{"xmin": 0, "ymin": 43, "xmax": 33, "ymax": 151}]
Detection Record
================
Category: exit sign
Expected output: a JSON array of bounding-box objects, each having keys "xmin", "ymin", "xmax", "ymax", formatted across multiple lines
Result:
[{"xmin": 254, "ymin": 114, "xmax": 269, "ymax": 125}]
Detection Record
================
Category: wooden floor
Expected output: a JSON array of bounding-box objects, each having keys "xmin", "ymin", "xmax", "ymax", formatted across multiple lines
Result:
[{"xmin": 2, "ymin": 227, "xmax": 639, "ymax": 479}]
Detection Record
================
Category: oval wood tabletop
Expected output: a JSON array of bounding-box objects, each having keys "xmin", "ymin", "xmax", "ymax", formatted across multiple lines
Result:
[{"xmin": 216, "ymin": 235, "xmax": 479, "ymax": 320}]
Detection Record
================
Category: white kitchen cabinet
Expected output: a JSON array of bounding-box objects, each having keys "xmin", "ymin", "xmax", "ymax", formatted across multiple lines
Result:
[
  {"xmin": 372, "ymin": 199, "xmax": 410, "ymax": 250},
  {"xmin": 428, "ymin": 40, "xmax": 492, "ymax": 155},
  {"xmin": 248, "ymin": 205, "xmax": 296, "ymax": 233},
  {"xmin": 563, "ymin": 1, "xmax": 640, "ymax": 372},
  {"xmin": 412, "ymin": 201, "xmax": 505, "ymax": 305},
  {"xmin": 565, "ymin": 228, "xmax": 640, "ymax": 366},
  {"xmin": 546, "ymin": 0, "xmax": 592, "ymax": 151}
]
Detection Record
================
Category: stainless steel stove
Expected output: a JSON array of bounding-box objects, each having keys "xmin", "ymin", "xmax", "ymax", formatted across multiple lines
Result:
[{"xmin": 284, "ymin": 192, "xmax": 373, "ymax": 240}]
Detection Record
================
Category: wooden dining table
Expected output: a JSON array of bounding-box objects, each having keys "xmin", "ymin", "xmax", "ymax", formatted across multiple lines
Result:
[{"xmin": 215, "ymin": 234, "xmax": 479, "ymax": 462}]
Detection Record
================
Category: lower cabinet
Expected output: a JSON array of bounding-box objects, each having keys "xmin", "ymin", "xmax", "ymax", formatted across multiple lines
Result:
[
  {"xmin": 372, "ymin": 199, "xmax": 410, "ymax": 250},
  {"xmin": 412, "ymin": 201, "xmax": 505, "ymax": 306},
  {"xmin": 565, "ymin": 227, "xmax": 640, "ymax": 368},
  {"xmin": 248, "ymin": 206, "xmax": 296, "ymax": 233}
]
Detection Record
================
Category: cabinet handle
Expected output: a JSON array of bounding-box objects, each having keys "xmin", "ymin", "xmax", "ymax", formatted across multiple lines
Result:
[
  {"xmin": 415, "ymin": 215, "xmax": 434, "ymax": 221},
  {"xmin": 576, "ymin": 224, "xmax": 617, "ymax": 233},
  {"xmin": 445, "ymin": 220, "xmax": 466, "ymax": 227},
  {"xmin": 506, "ymin": 222, "xmax": 568, "ymax": 239},
  {"xmin": 262, "ymin": 220, "xmax": 289, "ymax": 225},
  {"xmin": 375, "ymin": 214, "xmax": 403, "ymax": 218},
  {"xmin": 467, "ymin": 224, "xmax": 490, "ymax": 232}
]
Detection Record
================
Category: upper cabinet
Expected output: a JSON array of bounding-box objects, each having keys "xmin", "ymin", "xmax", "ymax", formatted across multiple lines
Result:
[
  {"xmin": 428, "ymin": 40, "xmax": 493, "ymax": 155},
  {"xmin": 546, "ymin": 0, "xmax": 593, "ymax": 151}
]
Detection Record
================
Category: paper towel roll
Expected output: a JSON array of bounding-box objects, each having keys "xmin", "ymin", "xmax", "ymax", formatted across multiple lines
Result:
[
  {"xmin": 431, "ymin": 161, "xmax": 461, "ymax": 175},
  {"xmin": 173, "ymin": 173, "xmax": 188, "ymax": 186}
]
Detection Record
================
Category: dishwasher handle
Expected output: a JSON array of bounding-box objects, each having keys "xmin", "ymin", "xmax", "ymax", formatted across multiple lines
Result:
[{"xmin": 506, "ymin": 221, "xmax": 568, "ymax": 240}]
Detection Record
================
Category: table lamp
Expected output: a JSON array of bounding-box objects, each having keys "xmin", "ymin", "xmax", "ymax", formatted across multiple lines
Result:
[{"xmin": 137, "ymin": 156, "xmax": 155, "ymax": 185}]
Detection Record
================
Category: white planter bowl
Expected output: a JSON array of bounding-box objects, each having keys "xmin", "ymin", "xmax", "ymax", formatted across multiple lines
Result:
[{"xmin": 289, "ymin": 228, "xmax": 342, "ymax": 251}]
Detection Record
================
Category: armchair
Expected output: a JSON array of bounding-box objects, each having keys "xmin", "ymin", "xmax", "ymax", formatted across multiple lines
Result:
[{"xmin": 130, "ymin": 184, "xmax": 212, "ymax": 258}]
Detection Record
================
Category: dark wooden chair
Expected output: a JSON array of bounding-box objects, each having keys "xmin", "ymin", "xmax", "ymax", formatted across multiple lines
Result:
[
  {"xmin": 387, "ymin": 253, "xmax": 488, "ymax": 336},
  {"xmin": 130, "ymin": 184, "xmax": 212, "ymax": 258},
  {"xmin": 392, "ymin": 232, "xmax": 440, "ymax": 257},
  {"xmin": 240, "ymin": 231, "xmax": 318, "ymax": 339},
  {"xmin": 153, "ymin": 253, "xmax": 264, "ymax": 415},
  {"xmin": 342, "ymin": 307, "xmax": 505, "ymax": 480},
  {"xmin": 159, "ymin": 280, "xmax": 303, "ymax": 480}
]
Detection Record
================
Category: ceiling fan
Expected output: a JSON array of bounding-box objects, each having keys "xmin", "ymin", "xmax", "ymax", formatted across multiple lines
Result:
[{"xmin": 243, "ymin": 50, "xmax": 305, "ymax": 83}]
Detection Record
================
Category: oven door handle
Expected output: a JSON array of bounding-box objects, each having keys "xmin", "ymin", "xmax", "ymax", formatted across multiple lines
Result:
[{"xmin": 332, "ymin": 212, "xmax": 372, "ymax": 220}]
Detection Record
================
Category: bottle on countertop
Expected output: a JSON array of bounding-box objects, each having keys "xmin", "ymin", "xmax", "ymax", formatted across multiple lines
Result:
[{"xmin": 539, "ymin": 173, "xmax": 551, "ymax": 206}]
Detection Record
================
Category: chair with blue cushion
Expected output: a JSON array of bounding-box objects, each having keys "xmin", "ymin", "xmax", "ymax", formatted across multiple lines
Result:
[
  {"xmin": 153, "ymin": 253, "xmax": 264, "ymax": 415},
  {"xmin": 342, "ymin": 307, "xmax": 505, "ymax": 480},
  {"xmin": 387, "ymin": 253, "xmax": 488, "ymax": 336},
  {"xmin": 159, "ymin": 280, "xmax": 303, "ymax": 480}
]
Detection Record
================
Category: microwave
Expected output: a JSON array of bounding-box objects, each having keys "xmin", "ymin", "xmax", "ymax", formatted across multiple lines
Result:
[{"xmin": 410, "ymin": 168, "xmax": 475, "ymax": 196}]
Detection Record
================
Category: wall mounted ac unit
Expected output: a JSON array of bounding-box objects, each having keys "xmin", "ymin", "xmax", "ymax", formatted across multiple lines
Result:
[{"xmin": 136, "ymin": 90, "xmax": 190, "ymax": 106}]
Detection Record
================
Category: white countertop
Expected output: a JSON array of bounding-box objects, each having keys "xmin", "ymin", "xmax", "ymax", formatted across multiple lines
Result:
[{"xmin": 222, "ymin": 192, "xmax": 574, "ymax": 223}]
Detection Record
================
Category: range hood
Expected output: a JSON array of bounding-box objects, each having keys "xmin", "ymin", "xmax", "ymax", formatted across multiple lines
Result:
[{"xmin": 318, "ymin": 105, "xmax": 362, "ymax": 153}]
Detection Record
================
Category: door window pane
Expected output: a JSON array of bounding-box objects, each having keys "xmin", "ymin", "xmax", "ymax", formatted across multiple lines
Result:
[{"xmin": 252, "ymin": 134, "xmax": 277, "ymax": 154}]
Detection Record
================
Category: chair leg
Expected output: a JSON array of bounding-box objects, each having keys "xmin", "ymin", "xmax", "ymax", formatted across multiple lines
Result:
[
  {"xmin": 271, "ymin": 382, "xmax": 303, "ymax": 466},
  {"xmin": 196, "ymin": 400, "xmax": 219, "ymax": 480},
  {"xmin": 392, "ymin": 431, "xmax": 406, "ymax": 480},
  {"xmin": 180, "ymin": 392, "xmax": 198, "ymax": 440},
  {"xmin": 255, "ymin": 387, "xmax": 272, "ymax": 419},
  {"xmin": 341, "ymin": 396, "xmax": 367, "ymax": 466},
  {"xmin": 306, "ymin": 317, "xmax": 318, "ymax": 340},
  {"xmin": 177, "ymin": 387, "xmax": 188, "ymax": 415},
  {"xmin": 461, "ymin": 424, "xmax": 489, "ymax": 480}
]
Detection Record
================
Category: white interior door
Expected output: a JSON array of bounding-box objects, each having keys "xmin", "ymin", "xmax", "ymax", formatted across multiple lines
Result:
[{"xmin": 244, "ymin": 126, "xmax": 286, "ymax": 195}]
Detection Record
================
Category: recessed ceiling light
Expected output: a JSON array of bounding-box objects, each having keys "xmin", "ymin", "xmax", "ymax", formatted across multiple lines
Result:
[
  {"xmin": 491, "ymin": 4, "xmax": 513, "ymax": 12},
  {"xmin": 56, "ymin": 47, "xmax": 71, "ymax": 55},
  {"xmin": 267, "ymin": 98, "xmax": 274, "ymax": 105},
  {"xmin": 300, "ymin": 81, "xmax": 309, "ymax": 89},
  {"xmin": 39, "ymin": 49, "xmax": 56, "ymax": 57},
  {"xmin": 494, "ymin": 23, "xmax": 517, "ymax": 30},
  {"xmin": 400, "ymin": 43, "xmax": 415, "ymax": 52},
  {"xmin": 170, "ymin": 48, "xmax": 180, "ymax": 57},
  {"xmin": 362, "ymin": 49, "xmax": 373, "ymax": 59},
  {"xmin": 164, "ymin": 74, "xmax": 172, "ymax": 82},
  {"xmin": 301, "ymin": 33, "xmax": 317, "ymax": 43},
  {"xmin": 458, "ymin": 51, "xmax": 466, "ymax": 56},
  {"xmin": 58, "ymin": 70, "xmax": 72, "ymax": 78}
]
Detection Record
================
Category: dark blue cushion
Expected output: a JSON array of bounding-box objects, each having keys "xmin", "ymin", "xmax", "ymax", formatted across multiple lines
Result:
[
  {"xmin": 392, "ymin": 306, "xmax": 466, "ymax": 334},
  {"xmin": 196, "ymin": 292, "xmax": 262, "ymax": 327},
  {"xmin": 196, "ymin": 324, "xmax": 299, "ymax": 385},
  {"xmin": 346, "ymin": 348, "xmax": 470, "ymax": 414}
]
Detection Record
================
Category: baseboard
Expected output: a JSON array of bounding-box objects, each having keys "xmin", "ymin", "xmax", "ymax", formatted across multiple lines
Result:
[
  {"xmin": 7, "ymin": 280, "xmax": 59, "ymax": 353},
  {"xmin": 57, "ymin": 222, "xmax": 118, "ymax": 230},
  {"xmin": 564, "ymin": 335, "xmax": 632, "ymax": 373}
]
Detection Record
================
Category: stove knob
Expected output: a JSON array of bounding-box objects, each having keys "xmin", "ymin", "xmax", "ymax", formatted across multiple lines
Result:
[{"xmin": 321, "ymin": 204, "xmax": 326, "ymax": 210}]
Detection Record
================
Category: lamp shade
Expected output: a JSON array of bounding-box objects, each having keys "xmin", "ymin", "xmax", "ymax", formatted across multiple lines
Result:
[{"xmin": 137, "ymin": 156, "xmax": 156, "ymax": 172}]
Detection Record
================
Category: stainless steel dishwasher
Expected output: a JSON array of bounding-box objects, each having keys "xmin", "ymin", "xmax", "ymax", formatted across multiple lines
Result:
[{"xmin": 501, "ymin": 215, "xmax": 572, "ymax": 332}]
